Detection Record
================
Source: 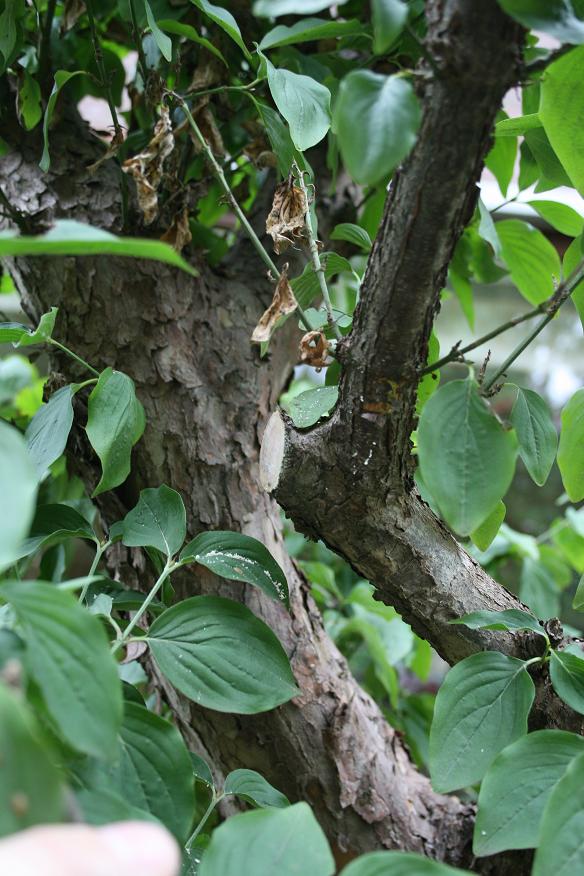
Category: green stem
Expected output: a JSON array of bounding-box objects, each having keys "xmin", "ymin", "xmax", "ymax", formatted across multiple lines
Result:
[
  {"xmin": 129, "ymin": 0, "xmax": 149, "ymax": 85},
  {"xmin": 48, "ymin": 339, "xmax": 100, "ymax": 377},
  {"xmin": 482, "ymin": 258, "xmax": 584, "ymax": 393},
  {"xmin": 173, "ymin": 94, "xmax": 312, "ymax": 332},
  {"xmin": 74, "ymin": 378, "xmax": 99, "ymax": 392},
  {"xmin": 294, "ymin": 162, "xmax": 341, "ymax": 340},
  {"xmin": 422, "ymin": 305, "xmax": 544, "ymax": 375},
  {"xmin": 111, "ymin": 560, "xmax": 175, "ymax": 655},
  {"xmin": 186, "ymin": 793, "xmax": 222, "ymax": 850},
  {"xmin": 185, "ymin": 78, "xmax": 262, "ymax": 99},
  {"xmin": 523, "ymin": 655, "xmax": 545, "ymax": 669},
  {"xmin": 86, "ymin": 0, "xmax": 123, "ymax": 140},
  {"xmin": 80, "ymin": 540, "xmax": 110, "ymax": 602}
]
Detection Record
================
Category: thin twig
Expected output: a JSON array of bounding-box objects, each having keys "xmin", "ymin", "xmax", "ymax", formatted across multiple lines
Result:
[
  {"xmin": 86, "ymin": 0, "xmax": 123, "ymax": 141},
  {"xmin": 173, "ymin": 93, "xmax": 312, "ymax": 332},
  {"xmin": 421, "ymin": 305, "xmax": 544, "ymax": 375},
  {"xmin": 184, "ymin": 78, "xmax": 262, "ymax": 99},
  {"xmin": 482, "ymin": 258, "xmax": 584, "ymax": 393},
  {"xmin": 294, "ymin": 162, "xmax": 341, "ymax": 340},
  {"xmin": 129, "ymin": 0, "xmax": 149, "ymax": 86}
]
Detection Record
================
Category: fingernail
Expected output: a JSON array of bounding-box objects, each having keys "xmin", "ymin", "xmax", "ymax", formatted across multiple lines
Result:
[{"xmin": 99, "ymin": 821, "xmax": 180, "ymax": 876}]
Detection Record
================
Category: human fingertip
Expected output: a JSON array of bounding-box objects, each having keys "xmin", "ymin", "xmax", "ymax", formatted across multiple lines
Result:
[{"xmin": 98, "ymin": 821, "xmax": 181, "ymax": 876}]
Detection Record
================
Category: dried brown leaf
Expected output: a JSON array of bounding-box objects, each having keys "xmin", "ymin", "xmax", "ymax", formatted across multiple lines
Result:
[
  {"xmin": 86, "ymin": 128, "xmax": 125, "ymax": 174},
  {"xmin": 160, "ymin": 207, "xmax": 192, "ymax": 253},
  {"xmin": 60, "ymin": 0, "xmax": 85, "ymax": 32},
  {"xmin": 266, "ymin": 179, "xmax": 307, "ymax": 254},
  {"xmin": 122, "ymin": 105, "xmax": 174, "ymax": 224},
  {"xmin": 299, "ymin": 331, "xmax": 331, "ymax": 369},
  {"xmin": 251, "ymin": 268, "xmax": 298, "ymax": 344}
]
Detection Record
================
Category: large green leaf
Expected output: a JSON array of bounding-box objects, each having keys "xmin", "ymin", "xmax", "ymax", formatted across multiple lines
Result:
[
  {"xmin": 199, "ymin": 802, "xmax": 335, "ymax": 876},
  {"xmin": 519, "ymin": 557, "xmax": 559, "ymax": 620},
  {"xmin": 540, "ymin": 46, "xmax": 584, "ymax": 196},
  {"xmin": 334, "ymin": 71, "xmax": 420, "ymax": 186},
  {"xmin": 105, "ymin": 702, "xmax": 195, "ymax": 841},
  {"xmin": 558, "ymin": 389, "xmax": 584, "ymax": 501},
  {"xmin": 429, "ymin": 652, "xmax": 535, "ymax": 792},
  {"xmin": 180, "ymin": 532, "xmax": 289, "ymax": 605},
  {"xmin": 0, "ymin": 683, "xmax": 65, "ymax": 837},
  {"xmin": 147, "ymin": 596, "xmax": 298, "ymax": 713},
  {"xmin": 259, "ymin": 18, "xmax": 361, "ymax": 50},
  {"xmin": 289, "ymin": 386, "xmax": 339, "ymax": 429},
  {"xmin": 510, "ymin": 387, "xmax": 557, "ymax": 486},
  {"xmin": 191, "ymin": 0, "xmax": 252, "ymax": 60},
  {"xmin": 0, "ymin": 421, "xmax": 37, "ymax": 571},
  {"xmin": 533, "ymin": 752, "xmax": 584, "ymax": 875},
  {"xmin": 0, "ymin": 220, "xmax": 197, "ymax": 276},
  {"xmin": 254, "ymin": 0, "xmax": 348, "ymax": 15},
  {"xmin": 497, "ymin": 220, "xmax": 561, "ymax": 306},
  {"xmin": 144, "ymin": 0, "xmax": 172, "ymax": 61},
  {"xmin": 372, "ymin": 0, "xmax": 408, "ymax": 53},
  {"xmin": 157, "ymin": 19, "xmax": 226, "ymax": 64},
  {"xmin": 266, "ymin": 60, "xmax": 331, "ymax": 152},
  {"xmin": 0, "ymin": 580, "xmax": 123, "ymax": 759},
  {"xmin": 474, "ymin": 730, "xmax": 584, "ymax": 856},
  {"xmin": 86, "ymin": 368, "xmax": 145, "ymax": 496},
  {"xmin": 528, "ymin": 200, "xmax": 584, "ymax": 237},
  {"xmin": 330, "ymin": 223, "xmax": 372, "ymax": 251},
  {"xmin": 497, "ymin": 0, "xmax": 584, "ymax": 43},
  {"xmin": 25, "ymin": 385, "xmax": 75, "ymax": 477},
  {"xmin": 450, "ymin": 608, "xmax": 545, "ymax": 636},
  {"xmin": 223, "ymin": 769, "xmax": 290, "ymax": 809},
  {"xmin": 417, "ymin": 379, "xmax": 517, "ymax": 537},
  {"xmin": 120, "ymin": 486, "xmax": 186, "ymax": 558},
  {"xmin": 470, "ymin": 500, "xmax": 505, "ymax": 551},
  {"xmin": 341, "ymin": 852, "xmax": 469, "ymax": 875},
  {"xmin": 16, "ymin": 503, "xmax": 97, "ymax": 560},
  {"xmin": 550, "ymin": 646, "xmax": 584, "ymax": 713}
]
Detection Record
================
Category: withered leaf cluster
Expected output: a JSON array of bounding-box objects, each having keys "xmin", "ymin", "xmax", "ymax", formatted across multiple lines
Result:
[
  {"xmin": 251, "ymin": 267, "xmax": 298, "ymax": 344},
  {"xmin": 299, "ymin": 331, "xmax": 331, "ymax": 369},
  {"xmin": 266, "ymin": 178, "xmax": 307, "ymax": 254},
  {"xmin": 123, "ymin": 105, "xmax": 174, "ymax": 224}
]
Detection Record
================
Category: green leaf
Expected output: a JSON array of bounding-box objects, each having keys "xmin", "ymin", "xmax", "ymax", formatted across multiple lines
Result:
[
  {"xmin": 330, "ymin": 222, "xmax": 372, "ymax": 251},
  {"xmin": 76, "ymin": 787, "xmax": 158, "ymax": 827},
  {"xmin": 223, "ymin": 769, "xmax": 290, "ymax": 809},
  {"xmin": 191, "ymin": 752, "xmax": 214, "ymax": 789},
  {"xmin": 14, "ymin": 306, "xmax": 58, "ymax": 347},
  {"xmin": 497, "ymin": 0, "xmax": 584, "ymax": 43},
  {"xmin": 563, "ymin": 235, "xmax": 584, "ymax": 331},
  {"xmin": 16, "ymin": 503, "xmax": 96, "ymax": 560},
  {"xmin": 573, "ymin": 573, "xmax": 584, "ymax": 609},
  {"xmin": 255, "ymin": 101, "xmax": 297, "ymax": 178},
  {"xmin": 86, "ymin": 368, "xmax": 145, "ymax": 496},
  {"xmin": 289, "ymin": 386, "xmax": 339, "ymax": 429},
  {"xmin": 18, "ymin": 70, "xmax": 42, "ymax": 131},
  {"xmin": 550, "ymin": 647, "xmax": 584, "ymax": 714},
  {"xmin": 474, "ymin": 730, "xmax": 584, "ymax": 857},
  {"xmin": 0, "ymin": 220, "xmax": 197, "ymax": 276},
  {"xmin": 372, "ymin": 0, "xmax": 408, "ymax": 53},
  {"xmin": 495, "ymin": 113, "xmax": 542, "ymax": 137},
  {"xmin": 144, "ymin": 0, "xmax": 172, "ymax": 61},
  {"xmin": 254, "ymin": 0, "xmax": 349, "ymax": 15},
  {"xmin": 526, "ymin": 127, "xmax": 572, "ymax": 190},
  {"xmin": 199, "ymin": 802, "xmax": 334, "ymax": 876},
  {"xmin": 533, "ymin": 752, "xmax": 584, "ymax": 875},
  {"xmin": 450, "ymin": 608, "xmax": 545, "ymax": 636},
  {"xmin": 485, "ymin": 111, "xmax": 517, "ymax": 197},
  {"xmin": 259, "ymin": 18, "xmax": 361, "ymax": 50},
  {"xmin": 497, "ymin": 220, "xmax": 561, "ymax": 306},
  {"xmin": 340, "ymin": 852, "xmax": 469, "ymax": 875},
  {"xmin": 266, "ymin": 61, "xmax": 331, "ymax": 152},
  {"xmin": 540, "ymin": 46, "xmax": 584, "ymax": 196},
  {"xmin": 510, "ymin": 387, "xmax": 557, "ymax": 486},
  {"xmin": 528, "ymin": 200, "xmax": 584, "ymax": 237},
  {"xmin": 25, "ymin": 385, "xmax": 75, "ymax": 477},
  {"xmin": 147, "ymin": 596, "xmax": 298, "ymax": 714},
  {"xmin": 470, "ymin": 500, "xmax": 506, "ymax": 551},
  {"xmin": 157, "ymin": 19, "xmax": 226, "ymax": 64},
  {"xmin": 429, "ymin": 651, "xmax": 535, "ymax": 792},
  {"xmin": 558, "ymin": 389, "xmax": 584, "ymax": 502},
  {"xmin": 180, "ymin": 532, "xmax": 289, "ymax": 605},
  {"xmin": 477, "ymin": 199, "xmax": 501, "ymax": 258},
  {"xmin": 106, "ymin": 702, "xmax": 195, "ymax": 841},
  {"xmin": 416, "ymin": 332, "xmax": 440, "ymax": 415},
  {"xmin": 335, "ymin": 71, "xmax": 420, "ymax": 186},
  {"xmin": 190, "ymin": 0, "xmax": 252, "ymax": 61},
  {"xmin": 0, "ymin": 421, "xmax": 37, "ymax": 571},
  {"xmin": 0, "ymin": 580, "xmax": 123, "ymax": 759},
  {"xmin": 41, "ymin": 70, "xmax": 86, "ymax": 171},
  {"xmin": 291, "ymin": 251, "xmax": 353, "ymax": 309},
  {"xmin": 417, "ymin": 379, "xmax": 517, "ymax": 537},
  {"xmin": 0, "ymin": 682, "xmax": 65, "ymax": 837},
  {"xmin": 120, "ymin": 486, "xmax": 186, "ymax": 558},
  {"xmin": 519, "ymin": 557, "xmax": 559, "ymax": 620}
]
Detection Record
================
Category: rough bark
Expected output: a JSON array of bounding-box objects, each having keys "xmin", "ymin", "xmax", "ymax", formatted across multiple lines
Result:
[{"xmin": 0, "ymin": 119, "xmax": 481, "ymax": 868}]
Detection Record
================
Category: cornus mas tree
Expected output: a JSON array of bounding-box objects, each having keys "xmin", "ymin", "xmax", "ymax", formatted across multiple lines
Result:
[{"xmin": 2, "ymin": 0, "xmax": 584, "ymax": 873}]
